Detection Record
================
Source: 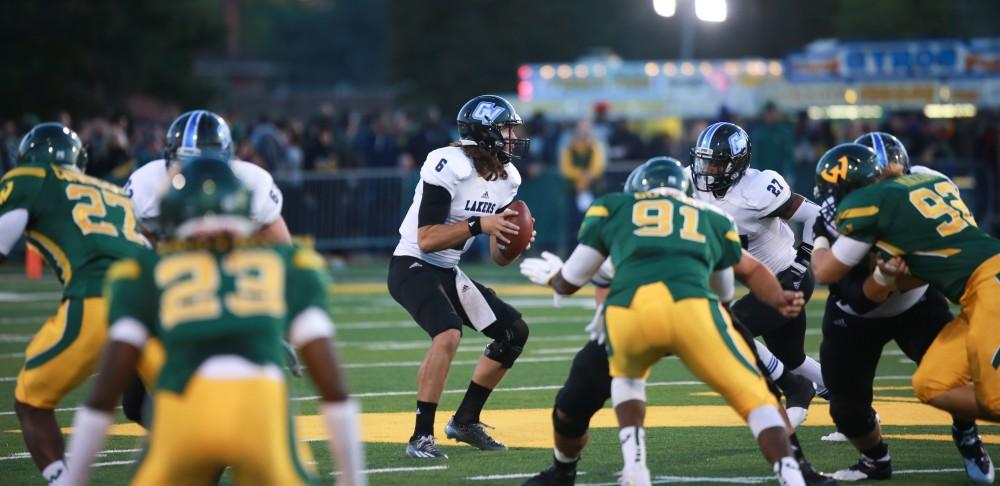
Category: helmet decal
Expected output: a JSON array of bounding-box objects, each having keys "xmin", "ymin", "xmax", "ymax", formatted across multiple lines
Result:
[
  {"xmin": 471, "ymin": 102, "xmax": 506, "ymax": 126},
  {"xmin": 181, "ymin": 110, "xmax": 205, "ymax": 155},
  {"xmin": 728, "ymin": 131, "xmax": 747, "ymax": 155},
  {"xmin": 870, "ymin": 132, "xmax": 888, "ymax": 167},
  {"xmin": 819, "ymin": 155, "xmax": 850, "ymax": 184},
  {"xmin": 699, "ymin": 122, "xmax": 723, "ymax": 149}
]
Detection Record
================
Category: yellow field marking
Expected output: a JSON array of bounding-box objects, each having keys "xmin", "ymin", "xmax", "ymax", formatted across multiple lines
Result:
[
  {"xmin": 330, "ymin": 283, "xmax": 831, "ymax": 299},
  {"xmin": 45, "ymin": 400, "xmax": 951, "ymax": 449}
]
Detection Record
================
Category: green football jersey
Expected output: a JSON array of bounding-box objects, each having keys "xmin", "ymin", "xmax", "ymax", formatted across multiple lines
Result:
[
  {"xmin": 578, "ymin": 191, "xmax": 743, "ymax": 307},
  {"xmin": 105, "ymin": 240, "xmax": 330, "ymax": 393},
  {"xmin": 0, "ymin": 163, "xmax": 148, "ymax": 298},
  {"xmin": 836, "ymin": 173, "xmax": 1000, "ymax": 303}
]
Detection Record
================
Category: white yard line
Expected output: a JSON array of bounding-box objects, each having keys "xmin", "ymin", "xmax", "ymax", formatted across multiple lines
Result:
[
  {"xmin": 485, "ymin": 468, "xmax": 967, "ymax": 484},
  {"xmin": 332, "ymin": 465, "xmax": 448, "ymax": 476},
  {"xmin": 0, "ymin": 334, "xmax": 31, "ymax": 343},
  {"xmin": 93, "ymin": 460, "xmax": 137, "ymax": 467}
]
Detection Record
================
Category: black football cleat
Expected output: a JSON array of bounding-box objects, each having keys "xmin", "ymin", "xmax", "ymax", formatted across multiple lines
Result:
[{"xmin": 445, "ymin": 416, "xmax": 507, "ymax": 451}]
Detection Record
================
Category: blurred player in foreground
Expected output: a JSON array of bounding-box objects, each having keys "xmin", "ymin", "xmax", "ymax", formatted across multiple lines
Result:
[
  {"xmin": 0, "ymin": 123, "xmax": 158, "ymax": 485},
  {"xmin": 521, "ymin": 156, "xmax": 807, "ymax": 485},
  {"xmin": 65, "ymin": 158, "xmax": 363, "ymax": 485}
]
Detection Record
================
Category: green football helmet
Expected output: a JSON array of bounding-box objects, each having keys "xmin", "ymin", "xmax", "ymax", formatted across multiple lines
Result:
[
  {"xmin": 17, "ymin": 122, "xmax": 88, "ymax": 170},
  {"xmin": 159, "ymin": 156, "xmax": 254, "ymax": 240},
  {"xmin": 625, "ymin": 156, "xmax": 692, "ymax": 196},
  {"xmin": 813, "ymin": 143, "xmax": 882, "ymax": 216}
]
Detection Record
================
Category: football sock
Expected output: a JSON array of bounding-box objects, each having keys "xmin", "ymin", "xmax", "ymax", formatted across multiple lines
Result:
[
  {"xmin": 861, "ymin": 440, "xmax": 890, "ymax": 462},
  {"xmin": 619, "ymin": 426, "xmax": 646, "ymax": 470},
  {"xmin": 454, "ymin": 381, "xmax": 492, "ymax": 424},
  {"xmin": 42, "ymin": 459, "xmax": 67, "ymax": 486},
  {"xmin": 412, "ymin": 400, "xmax": 437, "ymax": 440},
  {"xmin": 791, "ymin": 356, "xmax": 825, "ymax": 388},
  {"xmin": 788, "ymin": 433, "xmax": 806, "ymax": 463},
  {"xmin": 553, "ymin": 449, "xmax": 579, "ymax": 470},
  {"xmin": 754, "ymin": 340, "xmax": 785, "ymax": 381},
  {"xmin": 953, "ymin": 418, "xmax": 977, "ymax": 435}
]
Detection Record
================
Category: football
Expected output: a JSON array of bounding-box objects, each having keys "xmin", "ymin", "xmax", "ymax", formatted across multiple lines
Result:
[{"xmin": 500, "ymin": 200, "xmax": 533, "ymax": 259}]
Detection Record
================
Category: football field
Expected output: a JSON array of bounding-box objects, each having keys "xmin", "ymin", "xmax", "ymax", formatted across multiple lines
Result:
[{"xmin": 0, "ymin": 262, "xmax": 995, "ymax": 485}]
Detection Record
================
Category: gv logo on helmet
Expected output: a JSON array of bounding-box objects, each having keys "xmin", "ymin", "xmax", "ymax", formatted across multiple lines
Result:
[
  {"xmin": 820, "ymin": 155, "xmax": 851, "ymax": 184},
  {"xmin": 471, "ymin": 101, "xmax": 506, "ymax": 126}
]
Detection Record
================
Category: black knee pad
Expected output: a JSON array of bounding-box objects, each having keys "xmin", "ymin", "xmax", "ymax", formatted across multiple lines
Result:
[
  {"xmin": 552, "ymin": 407, "xmax": 590, "ymax": 439},
  {"xmin": 829, "ymin": 399, "xmax": 878, "ymax": 438},
  {"xmin": 484, "ymin": 318, "xmax": 528, "ymax": 368}
]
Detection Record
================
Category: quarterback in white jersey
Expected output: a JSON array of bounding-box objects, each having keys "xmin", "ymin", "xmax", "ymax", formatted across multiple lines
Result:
[
  {"xmin": 124, "ymin": 110, "xmax": 290, "ymax": 244},
  {"xmin": 689, "ymin": 122, "xmax": 826, "ymax": 400},
  {"xmin": 387, "ymin": 95, "xmax": 534, "ymax": 460}
]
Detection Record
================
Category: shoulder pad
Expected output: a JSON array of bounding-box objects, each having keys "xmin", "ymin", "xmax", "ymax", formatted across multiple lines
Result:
[
  {"xmin": 734, "ymin": 169, "xmax": 790, "ymax": 212},
  {"xmin": 292, "ymin": 247, "xmax": 326, "ymax": 271},
  {"xmin": 423, "ymin": 147, "xmax": 473, "ymax": 179},
  {"xmin": 1, "ymin": 166, "xmax": 47, "ymax": 182},
  {"xmin": 231, "ymin": 160, "xmax": 276, "ymax": 191}
]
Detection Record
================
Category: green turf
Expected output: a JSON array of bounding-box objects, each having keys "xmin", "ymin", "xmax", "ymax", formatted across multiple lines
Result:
[{"xmin": 0, "ymin": 262, "xmax": 994, "ymax": 485}]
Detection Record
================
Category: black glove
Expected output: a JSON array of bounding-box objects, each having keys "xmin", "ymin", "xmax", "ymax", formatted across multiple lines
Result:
[
  {"xmin": 813, "ymin": 214, "xmax": 835, "ymax": 242},
  {"xmin": 788, "ymin": 243, "xmax": 812, "ymax": 283}
]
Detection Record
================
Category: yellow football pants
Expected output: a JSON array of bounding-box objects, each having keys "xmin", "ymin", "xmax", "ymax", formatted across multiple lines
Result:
[
  {"xmin": 605, "ymin": 282, "xmax": 777, "ymax": 419},
  {"xmin": 15, "ymin": 297, "xmax": 163, "ymax": 409},
  {"xmin": 914, "ymin": 253, "xmax": 1000, "ymax": 414},
  {"xmin": 131, "ymin": 374, "xmax": 313, "ymax": 486}
]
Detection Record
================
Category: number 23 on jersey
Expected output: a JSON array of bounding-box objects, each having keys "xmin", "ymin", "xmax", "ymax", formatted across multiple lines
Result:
[{"xmin": 156, "ymin": 250, "xmax": 286, "ymax": 329}]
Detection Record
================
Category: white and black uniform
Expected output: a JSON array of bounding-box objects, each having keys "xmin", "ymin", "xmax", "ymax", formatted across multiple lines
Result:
[
  {"xmin": 125, "ymin": 159, "xmax": 283, "ymax": 235},
  {"xmin": 820, "ymin": 165, "xmax": 960, "ymax": 438},
  {"xmin": 387, "ymin": 143, "xmax": 525, "ymax": 363},
  {"xmin": 690, "ymin": 167, "xmax": 817, "ymax": 370}
]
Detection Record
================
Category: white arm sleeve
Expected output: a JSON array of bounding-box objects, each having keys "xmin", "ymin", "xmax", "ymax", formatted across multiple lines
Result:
[
  {"xmin": 322, "ymin": 400, "xmax": 365, "ymax": 486},
  {"xmin": 0, "ymin": 209, "xmax": 28, "ymax": 255},
  {"xmin": 789, "ymin": 199, "xmax": 820, "ymax": 245},
  {"xmin": 709, "ymin": 267, "xmax": 736, "ymax": 304},
  {"xmin": 108, "ymin": 317, "xmax": 150, "ymax": 349},
  {"xmin": 591, "ymin": 258, "xmax": 615, "ymax": 287},
  {"xmin": 289, "ymin": 307, "xmax": 335, "ymax": 348},
  {"xmin": 561, "ymin": 244, "xmax": 607, "ymax": 287},
  {"xmin": 831, "ymin": 236, "xmax": 873, "ymax": 266},
  {"xmin": 65, "ymin": 407, "xmax": 114, "ymax": 486}
]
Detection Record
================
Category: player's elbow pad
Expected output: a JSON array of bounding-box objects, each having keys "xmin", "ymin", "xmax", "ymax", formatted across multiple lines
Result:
[{"xmin": 710, "ymin": 268, "xmax": 735, "ymax": 304}]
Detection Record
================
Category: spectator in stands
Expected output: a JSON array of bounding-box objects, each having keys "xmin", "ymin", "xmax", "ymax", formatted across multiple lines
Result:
[
  {"xmin": 607, "ymin": 119, "xmax": 644, "ymax": 161},
  {"xmin": 559, "ymin": 118, "xmax": 606, "ymax": 241},
  {"xmin": 353, "ymin": 111, "xmax": 400, "ymax": 168},
  {"xmin": 749, "ymin": 101, "xmax": 794, "ymax": 178}
]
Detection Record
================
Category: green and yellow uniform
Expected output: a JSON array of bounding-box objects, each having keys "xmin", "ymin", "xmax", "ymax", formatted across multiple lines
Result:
[
  {"xmin": 0, "ymin": 163, "xmax": 159, "ymax": 408},
  {"xmin": 105, "ymin": 239, "xmax": 329, "ymax": 485},
  {"xmin": 578, "ymin": 191, "xmax": 777, "ymax": 418},
  {"xmin": 836, "ymin": 173, "xmax": 1000, "ymax": 410}
]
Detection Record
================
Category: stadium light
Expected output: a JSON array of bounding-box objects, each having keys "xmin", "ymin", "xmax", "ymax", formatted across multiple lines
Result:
[
  {"xmin": 694, "ymin": 0, "xmax": 727, "ymax": 22},
  {"xmin": 653, "ymin": 0, "xmax": 677, "ymax": 17}
]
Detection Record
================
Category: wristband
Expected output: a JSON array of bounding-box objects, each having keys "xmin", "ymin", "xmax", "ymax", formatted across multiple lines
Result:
[
  {"xmin": 813, "ymin": 236, "xmax": 830, "ymax": 251},
  {"xmin": 872, "ymin": 266, "xmax": 896, "ymax": 287},
  {"xmin": 467, "ymin": 216, "xmax": 482, "ymax": 236}
]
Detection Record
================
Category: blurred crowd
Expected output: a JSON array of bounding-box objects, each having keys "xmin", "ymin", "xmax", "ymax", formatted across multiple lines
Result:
[{"xmin": 1, "ymin": 101, "xmax": 998, "ymax": 241}]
